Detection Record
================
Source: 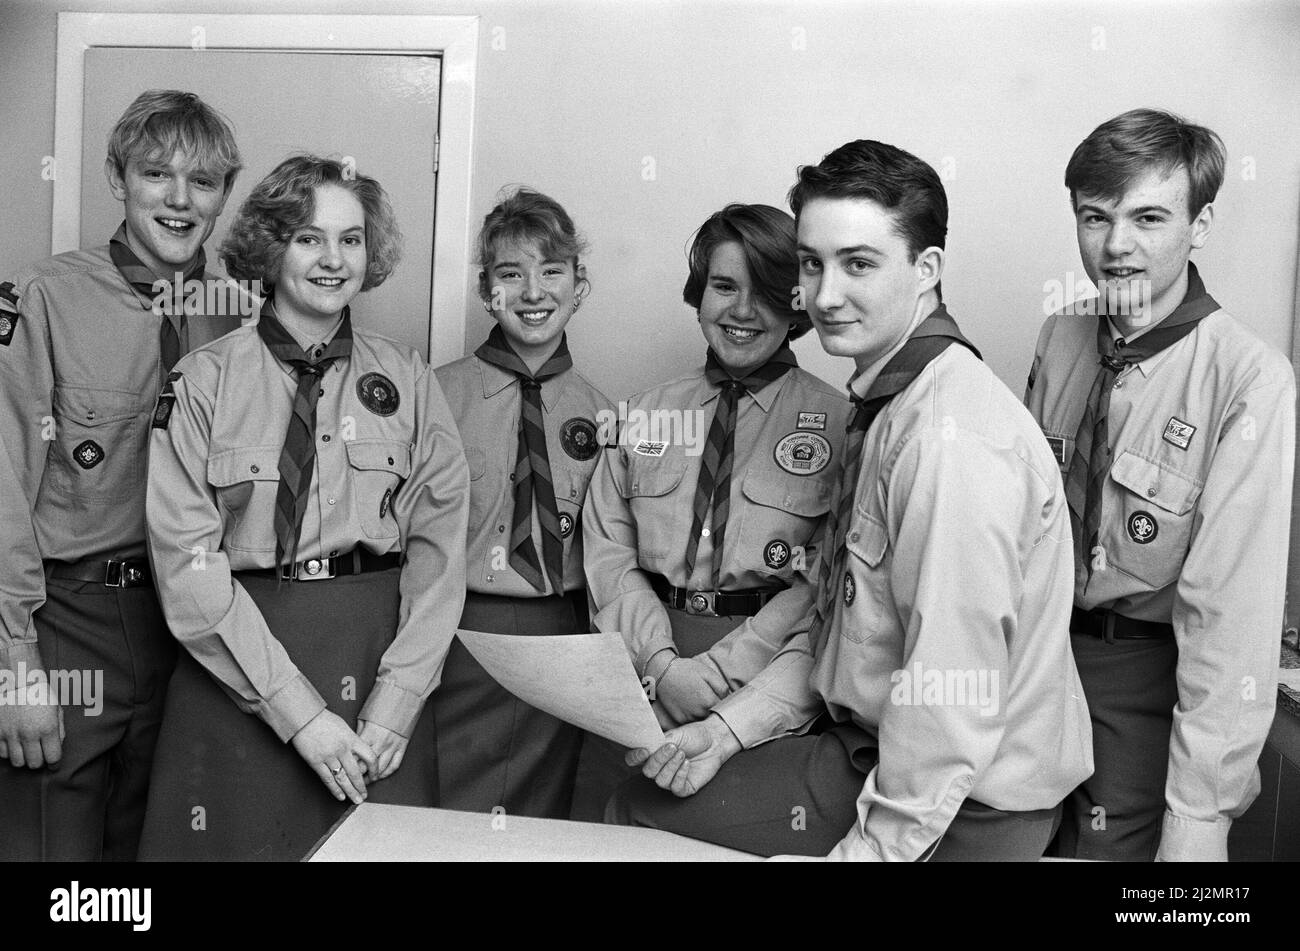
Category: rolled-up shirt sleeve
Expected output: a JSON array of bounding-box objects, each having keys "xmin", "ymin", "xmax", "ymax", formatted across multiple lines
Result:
[
  {"xmin": 146, "ymin": 370, "xmax": 326, "ymax": 742},
  {"xmin": 582, "ymin": 443, "xmax": 676, "ymax": 676},
  {"xmin": 361, "ymin": 365, "xmax": 470, "ymax": 736},
  {"xmin": 1158, "ymin": 369, "xmax": 1295, "ymax": 862},
  {"xmin": 833, "ymin": 429, "xmax": 1017, "ymax": 862}
]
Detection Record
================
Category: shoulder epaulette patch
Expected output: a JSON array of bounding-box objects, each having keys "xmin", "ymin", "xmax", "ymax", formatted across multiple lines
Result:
[
  {"xmin": 152, "ymin": 370, "xmax": 183, "ymax": 430},
  {"xmin": 0, "ymin": 281, "xmax": 20, "ymax": 346}
]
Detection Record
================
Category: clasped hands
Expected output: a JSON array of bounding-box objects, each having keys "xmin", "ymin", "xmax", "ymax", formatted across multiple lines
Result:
[{"xmin": 290, "ymin": 710, "xmax": 409, "ymax": 804}]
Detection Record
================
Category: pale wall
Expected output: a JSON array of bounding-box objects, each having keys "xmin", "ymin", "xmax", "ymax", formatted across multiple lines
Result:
[{"xmin": 1, "ymin": 0, "xmax": 1297, "ymax": 400}]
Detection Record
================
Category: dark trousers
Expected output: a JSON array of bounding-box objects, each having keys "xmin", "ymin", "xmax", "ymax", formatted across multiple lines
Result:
[
  {"xmin": 570, "ymin": 608, "xmax": 742, "ymax": 822},
  {"xmin": 608, "ymin": 721, "xmax": 1061, "ymax": 860},
  {"xmin": 0, "ymin": 575, "xmax": 175, "ymax": 861},
  {"xmin": 1054, "ymin": 632, "xmax": 1179, "ymax": 861}
]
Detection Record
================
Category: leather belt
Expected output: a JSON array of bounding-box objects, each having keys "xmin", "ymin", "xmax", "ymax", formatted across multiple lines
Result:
[
  {"xmin": 240, "ymin": 550, "xmax": 403, "ymax": 583},
  {"xmin": 46, "ymin": 557, "xmax": 152, "ymax": 589},
  {"xmin": 1071, "ymin": 607, "xmax": 1174, "ymax": 644},
  {"xmin": 648, "ymin": 573, "xmax": 783, "ymax": 618}
]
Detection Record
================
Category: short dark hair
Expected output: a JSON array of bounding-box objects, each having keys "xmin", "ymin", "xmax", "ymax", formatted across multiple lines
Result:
[
  {"xmin": 107, "ymin": 89, "xmax": 242, "ymax": 193},
  {"xmin": 220, "ymin": 154, "xmax": 401, "ymax": 291},
  {"xmin": 476, "ymin": 187, "xmax": 587, "ymax": 300},
  {"xmin": 1065, "ymin": 108, "xmax": 1226, "ymax": 219},
  {"xmin": 682, "ymin": 203, "xmax": 811, "ymax": 340},
  {"xmin": 789, "ymin": 139, "xmax": 947, "ymax": 257}
]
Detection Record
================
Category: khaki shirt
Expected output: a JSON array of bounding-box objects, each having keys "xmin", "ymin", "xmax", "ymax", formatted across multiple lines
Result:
[
  {"xmin": 582, "ymin": 365, "xmax": 849, "ymax": 683},
  {"xmin": 715, "ymin": 346, "xmax": 1094, "ymax": 861},
  {"xmin": 433, "ymin": 354, "xmax": 613, "ymax": 598},
  {"xmin": 147, "ymin": 323, "xmax": 470, "ymax": 741},
  {"xmin": 1026, "ymin": 304, "xmax": 1295, "ymax": 861},
  {"xmin": 0, "ymin": 241, "xmax": 241, "ymax": 667}
]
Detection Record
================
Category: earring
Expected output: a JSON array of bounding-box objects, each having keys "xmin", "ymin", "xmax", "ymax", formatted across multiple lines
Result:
[{"xmin": 482, "ymin": 299, "xmax": 492, "ymax": 313}]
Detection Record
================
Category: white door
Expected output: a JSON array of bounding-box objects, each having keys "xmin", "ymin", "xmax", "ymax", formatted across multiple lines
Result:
[{"xmin": 79, "ymin": 48, "xmax": 440, "ymax": 358}]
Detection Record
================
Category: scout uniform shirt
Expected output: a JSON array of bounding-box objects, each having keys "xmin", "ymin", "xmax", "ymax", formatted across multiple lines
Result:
[
  {"xmin": 1025, "ymin": 293, "xmax": 1295, "ymax": 860},
  {"xmin": 146, "ymin": 321, "xmax": 470, "ymax": 741},
  {"xmin": 0, "ymin": 235, "xmax": 242, "ymax": 669},
  {"xmin": 582, "ymin": 365, "xmax": 849, "ymax": 685},
  {"xmin": 713, "ymin": 345, "xmax": 1094, "ymax": 861},
  {"xmin": 434, "ymin": 354, "xmax": 613, "ymax": 597}
]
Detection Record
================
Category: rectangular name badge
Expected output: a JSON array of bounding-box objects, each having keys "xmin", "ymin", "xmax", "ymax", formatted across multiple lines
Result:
[{"xmin": 796, "ymin": 412, "xmax": 827, "ymax": 431}]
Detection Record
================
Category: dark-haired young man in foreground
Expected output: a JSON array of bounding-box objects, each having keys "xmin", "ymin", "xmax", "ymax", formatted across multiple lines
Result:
[
  {"xmin": 1026, "ymin": 108, "xmax": 1294, "ymax": 862},
  {"xmin": 609, "ymin": 140, "xmax": 1093, "ymax": 861}
]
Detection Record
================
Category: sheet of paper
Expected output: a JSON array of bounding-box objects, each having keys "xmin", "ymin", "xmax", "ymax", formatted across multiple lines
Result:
[
  {"xmin": 455, "ymin": 629, "xmax": 665, "ymax": 750},
  {"xmin": 1278, "ymin": 668, "xmax": 1300, "ymax": 692}
]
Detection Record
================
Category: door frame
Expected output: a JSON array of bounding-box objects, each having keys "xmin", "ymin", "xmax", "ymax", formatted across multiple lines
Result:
[{"xmin": 54, "ymin": 12, "xmax": 478, "ymax": 366}]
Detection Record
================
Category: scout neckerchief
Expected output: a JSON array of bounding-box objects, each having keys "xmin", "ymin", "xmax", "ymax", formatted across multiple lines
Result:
[
  {"xmin": 257, "ymin": 298, "xmax": 354, "ymax": 576},
  {"xmin": 475, "ymin": 325, "xmax": 572, "ymax": 595},
  {"xmin": 109, "ymin": 223, "xmax": 206, "ymax": 375},
  {"xmin": 1067, "ymin": 261, "xmax": 1218, "ymax": 589},
  {"xmin": 683, "ymin": 342, "xmax": 799, "ymax": 588},
  {"xmin": 811, "ymin": 304, "xmax": 981, "ymax": 643}
]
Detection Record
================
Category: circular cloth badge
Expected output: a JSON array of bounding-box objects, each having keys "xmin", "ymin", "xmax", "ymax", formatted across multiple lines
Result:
[
  {"xmin": 773, "ymin": 432, "xmax": 832, "ymax": 476},
  {"xmin": 73, "ymin": 439, "xmax": 104, "ymax": 470},
  {"xmin": 844, "ymin": 570, "xmax": 856, "ymax": 606},
  {"xmin": 560, "ymin": 418, "xmax": 599, "ymax": 461},
  {"xmin": 357, "ymin": 373, "xmax": 400, "ymax": 417},
  {"xmin": 1127, "ymin": 511, "xmax": 1158, "ymax": 545},
  {"xmin": 559, "ymin": 512, "xmax": 575, "ymax": 538},
  {"xmin": 764, "ymin": 539, "xmax": 791, "ymax": 570}
]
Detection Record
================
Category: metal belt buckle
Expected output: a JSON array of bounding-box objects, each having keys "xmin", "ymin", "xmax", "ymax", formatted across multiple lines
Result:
[
  {"xmin": 283, "ymin": 556, "xmax": 337, "ymax": 582},
  {"xmin": 685, "ymin": 590, "xmax": 718, "ymax": 617},
  {"xmin": 103, "ymin": 560, "xmax": 144, "ymax": 588}
]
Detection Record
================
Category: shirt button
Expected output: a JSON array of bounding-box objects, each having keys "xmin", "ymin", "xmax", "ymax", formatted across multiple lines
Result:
[
  {"xmin": 329, "ymin": 550, "xmax": 338, "ymax": 556},
  {"xmin": 322, "ymin": 434, "xmax": 331, "ymax": 442},
  {"xmin": 327, "ymin": 497, "xmax": 336, "ymax": 505},
  {"xmin": 250, "ymin": 464, "xmax": 260, "ymax": 473},
  {"xmin": 86, "ymin": 411, "xmax": 96, "ymax": 420},
  {"xmin": 570, "ymin": 488, "xmax": 578, "ymax": 498},
  {"xmin": 1147, "ymin": 487, "xmax": 1157, "ymax": 497},
  {"xmin": 387, "ymin": 456, "xmax": 394, "ymax": 465},
  {"xmin": 486, "ymin": 574, "xmax": 495, "ymax": 582},
  {"xmin": 850, "ymin": 531, "xmax": 860, "ymax": 542},
  {"xmin": 498, "ymin": 524, "xmax": 505, "ymax": 533},
  {"xmin": 1113, "ymin": 380, "xmax": 1123, "ymax": 390}
]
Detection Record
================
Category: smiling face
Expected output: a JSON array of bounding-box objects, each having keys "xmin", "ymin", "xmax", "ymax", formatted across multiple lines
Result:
[
  {"xmin": 274, "ymin": 184, "xmax": 367, "ymax": 328},
  {"xmin": 797, "ymin": 197, "xmax": 940, "ymax": 372},
  {"xmin": 106, "ymin": 148, "xmax": 230, "ymax": 276},
  {"xmin": 485, "ymin": 239, "xmax": 583, "ymax": 363},
  {"xmin": 1074, "ymin": 164, "xmax": 1213, "ymax": 330},
  {"xmin": 696, "ymin": 241, "xmax": 789, "ymax": 374}
]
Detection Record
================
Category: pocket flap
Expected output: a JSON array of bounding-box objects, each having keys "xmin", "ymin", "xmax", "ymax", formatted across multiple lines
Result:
[
  {"xmin": 209, "ymin": 447, "xmax": 280, "ymax": 487},
  {"xmin": 345, "ymin": 439, "xmax": 412, "ymax": 478},
  {"xmin": 1109, "ymin": 450, "xmax": 1202, "ymax": 516},
  {"xmin": 741, "ymin": 468, "xmax": 832, "ymax": 517},
  {"xmin": 53, "ymin": 385, "xmax": 142, "ymax": 427},
  {"xmin": 626, "ymin": 461, "xmax": 686, "ymax": 498},
  {"xmin": 845, "ymin": 514, "xmax": 888, "ymax": 568}
]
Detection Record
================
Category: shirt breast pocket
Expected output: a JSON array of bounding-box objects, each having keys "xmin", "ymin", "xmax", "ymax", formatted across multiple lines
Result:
[
  {"xmin": 49, "ymin": 385, "xmax": 146, "ymax": 503},
  {"xmin": 344, "ymin": 438, "xmax": 412, "ymax": 540},
  {"xmin": 208, "ymin": 447, "xmax": 281, "ymax": 552},
  {"xmin": 840, "ymin": 510, "xmax": 891, "ymax": 645},
  {"xmin": 1103, "ymin": 449, "xmax": 1203, "ymax": 589},
  {"xmin": 735, "ymin": 469, "xmax": 832, "ymax": 579},
  {"xmin": 623, "ymin": 458, "xmax": 687, "ymax": 561}
]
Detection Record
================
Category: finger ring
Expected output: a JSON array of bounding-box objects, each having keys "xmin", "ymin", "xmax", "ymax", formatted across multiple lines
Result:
[{"xmin": 330, "ymin": 765, "xmax": 343, "ymax": 776}]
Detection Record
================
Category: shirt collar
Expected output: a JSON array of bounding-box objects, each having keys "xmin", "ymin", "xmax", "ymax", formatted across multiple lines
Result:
[
  {"xmin": 477, "ymin": 355, "xmax": 569, "ymax": 410},
  {"xmin": 697, "ymin": 365, "xmax": 789, "ymax": 413},
  {"xmin": 1108, "ymin": 317, "xmax": 1181, "ymax": 377}
]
